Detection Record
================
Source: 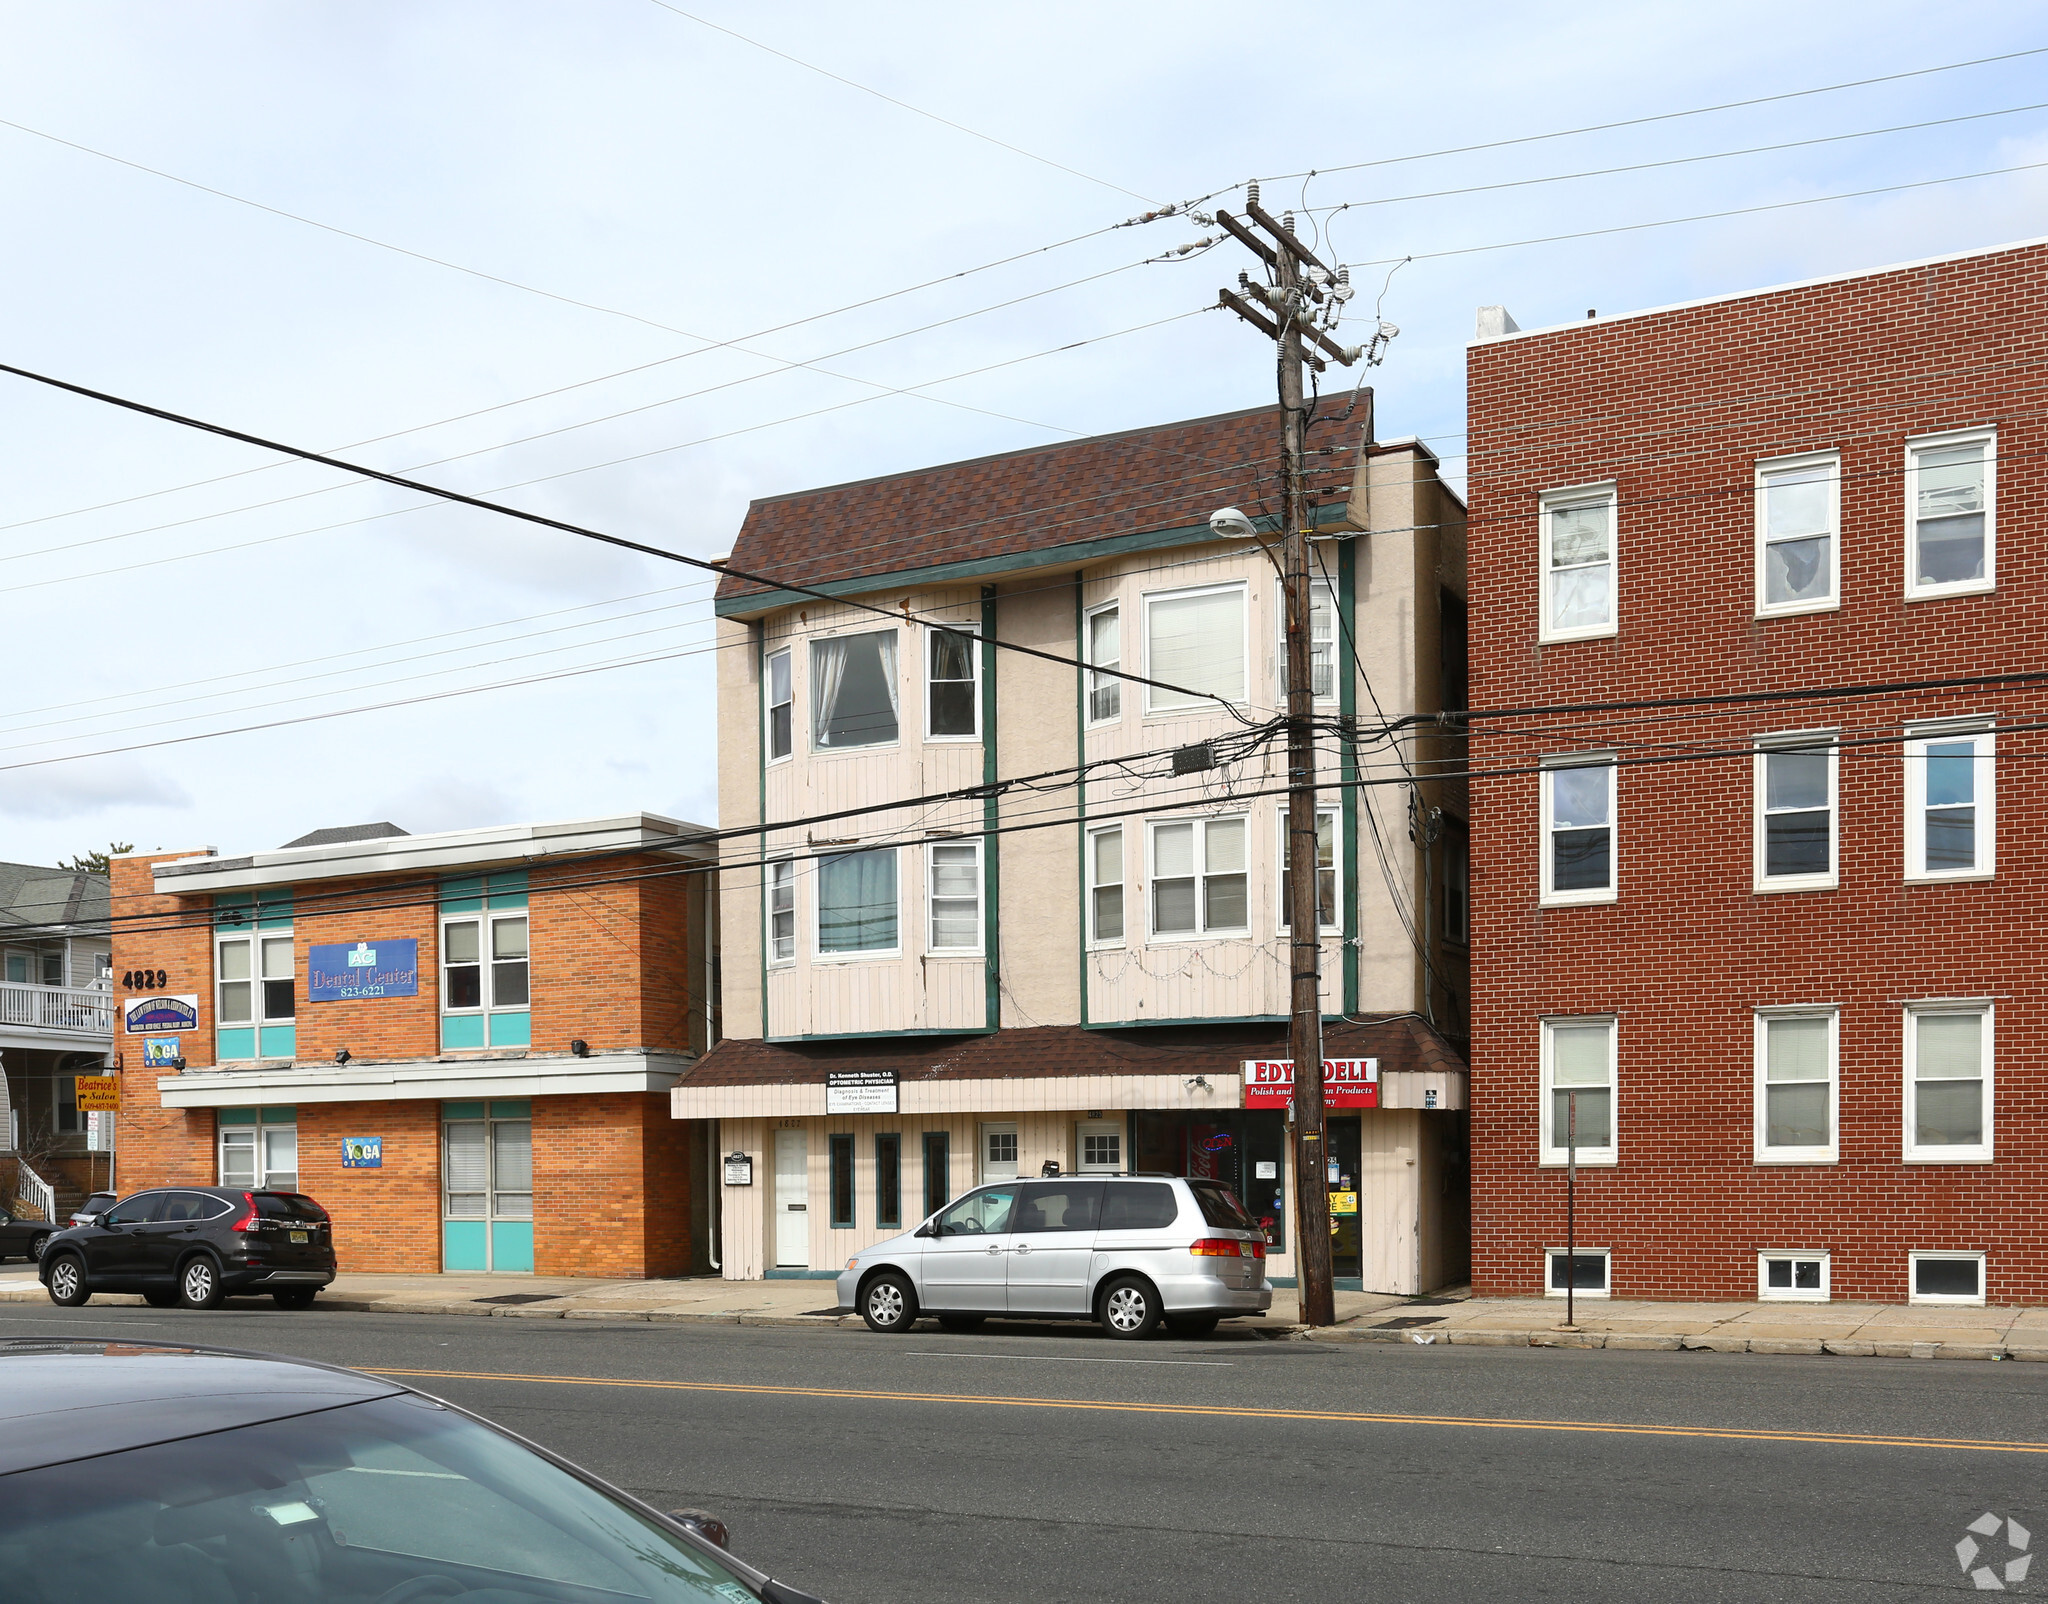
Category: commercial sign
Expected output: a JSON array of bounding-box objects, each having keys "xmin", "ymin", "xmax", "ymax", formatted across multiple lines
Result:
[
  {"xmin": 141, "ymin": 1037, "xmax": 182, "ymax": 1069},
  {"xmin": 1240, "ymin": 1058, "xmax": 1380, "ymax": 1110},
  {"xmin": 341, "ymin": 1137, "xmax": 383, "ymax": 1169},
  {"xmin": 308, "ymin": 940, "xmax": 420, "ymax": 1001},
  {"xmin": 124, "ymin": 994, "xmax": 198, "ymax": 1033},
  {"xmin": 74, "ymin": 1076, "xmax": 120, "ymax": 1112},
  {"xmin": 723, "ymin": 1152, "xmax": 754, "ymax": 1187},
  {"xmin": 825, "ymin": 1070, "xmax": 899, "ymax": 1115}
]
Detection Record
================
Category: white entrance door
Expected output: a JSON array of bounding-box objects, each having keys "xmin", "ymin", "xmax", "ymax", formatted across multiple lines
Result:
[
  {"xmin": 774, "ymin": 1129, "xmax": 810, "ymax": 1268},
  {"xmin": 980, "ymin": 1122, "xmax": 1019, "ymax": 1183}
]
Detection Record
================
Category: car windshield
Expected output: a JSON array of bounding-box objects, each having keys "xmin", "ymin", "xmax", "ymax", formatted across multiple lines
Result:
[
  {"xmin": 0, "ymin": 1390, "xmax": 757, "ymax": 1602},
  {"xmin": 1189, "ymin": 1181, "xmax": 1258, "ymax": 1231},
  {"xmin": 254, "ymin": 1193, "xmax": 329, "ymax": 1222}
]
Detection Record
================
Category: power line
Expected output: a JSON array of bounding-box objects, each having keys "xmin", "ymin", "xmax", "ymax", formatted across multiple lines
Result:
[{"xmin": 643, "ymin": 0, "xmax": 1154, "ymax": 204}]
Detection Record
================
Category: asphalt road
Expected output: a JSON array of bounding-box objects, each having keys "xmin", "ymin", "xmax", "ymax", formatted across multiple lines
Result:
[{"xmin": 3, "ymin": 1299, "xmax": 2042, "ymax": 1602}]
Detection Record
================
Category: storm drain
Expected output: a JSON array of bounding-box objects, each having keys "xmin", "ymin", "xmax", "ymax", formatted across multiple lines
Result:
[{"xmin": 473, "ymin": 1293, "xmax": 560, "ymax": 1306}]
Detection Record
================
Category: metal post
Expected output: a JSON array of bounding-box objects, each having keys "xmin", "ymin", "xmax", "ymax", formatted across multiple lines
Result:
[{"xmin": 1565, "ymin": 1090, "xmax": 1577, "ymax": 1329}]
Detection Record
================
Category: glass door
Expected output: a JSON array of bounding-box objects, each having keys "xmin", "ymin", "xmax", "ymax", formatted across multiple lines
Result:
[{"xmin": 442, "ymin": 1100, "xmax": 534, "ymax": 1272}]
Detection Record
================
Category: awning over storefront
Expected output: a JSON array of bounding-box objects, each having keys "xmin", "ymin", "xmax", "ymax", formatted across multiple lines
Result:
[{"xmin": 671, "ymin": 1018, "xmax": 1466, "ymax": 1121}]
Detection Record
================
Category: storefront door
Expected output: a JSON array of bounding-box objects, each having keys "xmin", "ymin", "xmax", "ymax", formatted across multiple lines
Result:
[
  {"xmin": 1329, "ymin": 1116, "xmax": 1362, "ymax": 1282},
  {"xmin": 442, "ymin": 1100, "xmax": 534, "ymax": 1273},
  {"xmin": 774, "ymin": 1128, "xmax": 810, "ymax": 1268}
]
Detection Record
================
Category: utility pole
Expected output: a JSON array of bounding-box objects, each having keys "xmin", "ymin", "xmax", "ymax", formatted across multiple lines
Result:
[{"xmin": 1215, "ymin": 184, "xmax": 1366, "ymax": 1328}]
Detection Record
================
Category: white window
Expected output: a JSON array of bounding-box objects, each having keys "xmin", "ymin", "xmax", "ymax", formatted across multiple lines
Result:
[
  {"xmin": 927, "ymin": 840, "xmax": 982, "ymax": 952},
  {"xmin": 1277, "ymin": 578, "xmax": 1338, "ymax": 699},
  {"xmin": 1076, "ymin": 1118, "xmax": 1123, "ymax": 1174},
  {"xmin": 1755, "ymin": 452, "xmax": 1840, "ymax": 616},
  {"xmin": 1148, "ymin": 816, "xmax": 1248, "ymax": 937},
  {"xmin": 1538, "ymin": 484, "xmax": 1616, "ymax": 641},
  {"xmin": 443, "ymin": 911, "xmax": 529, "ymax": 1013},
  {"xmin": 1085, "ymin": 603, "xmax": 1121, "ymax": 724},
  {"xmin": 1544, "ymin": 1248, "xmax": 1610, "ymax": 1299},
  {"xmin": 1087, "ymin": 826, "xmax": 1124, "ymax": 945},
  {"xmin": 1541, "ymin": 759, "xmax": 1615, "ymax": 904},
  {"xmin": 1754, "ymin": 736, "xmax": 1837, "ymax": 892},
  {"xmin": 1143, "ymin": 583, "xmax": 1246, "ymax": 713},
  {"xmin": 1905, "ymin": 724, "xmax": 1994, "ymax": 880},
  {"xmin": 220, "ymin": 1118, "xmax": 298, "ymax": 1191},
  {"xmin": 1909, "ymin": 1251, "xmax": 1986, "ymax": 1306},
  {"xmin": 811, "ymin": 629, "xmax": 899, "ymax": 749},
  {"xmin": 216, "ymin": 930, "xmax": 295, "ymax": 1054},
  {"xmin": 1905, "ymin": 1004, "xmax": 1992, "ymax": 1163},
  {"xmin": 765, "ymin": 647, "xmax": 793, "ymax": 763},
  {"xmin": 1277, "ymin": 808, "xmax": 1340, "ymax": 932},
  {"xmin": 926, "ymin": 627, "xmax": 979, "ymax": 740},
  {"xmin": 981, "ymin": 1121, "xmax": 1020, "ymax": 1183},
  {"xmin": 816, "ymin": 848, "xmax": 898, "ymax": 957},
  {"xmin": 1758, "ymin": 1252, "xmax": 1830, "ymax": 1302},
  {"xmin": 1540, "ymin": 1016, "xmax": 1615, "ymax": 1165},
  {"xmin": 1905, "ymin": 429, "xmax": 1995, "ymax": 598},
  {"xmin": 766, "ymin": 859, "xmax": 796, "ymax": 965},
  {"xmin": 1753, "ymin": 1009, "xmax": 1838, "ymax": 1164}
]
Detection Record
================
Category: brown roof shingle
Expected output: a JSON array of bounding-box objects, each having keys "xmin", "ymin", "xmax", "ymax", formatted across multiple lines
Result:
[
  {"xmin": 715, "ymin": 399, "xmax": 1369, "ymax": 607},
  {"xmin": 681, "ymin": 1018, "xmax": 1465, "ymax": 1088}
]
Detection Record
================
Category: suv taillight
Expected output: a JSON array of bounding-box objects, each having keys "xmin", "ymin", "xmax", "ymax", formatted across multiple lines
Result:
[
  {"xmin": 230, "ymin": 1193, "xmax": 260, "ymax": 1232},
  {"xmin": 1190, "ymin": 1237, "xmax": 1264, "ymax": 1259}
]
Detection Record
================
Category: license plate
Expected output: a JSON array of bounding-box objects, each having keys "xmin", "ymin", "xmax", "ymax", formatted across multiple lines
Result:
[{"xmin": 290, "ymin": 1231, "xmax": 308, "ymax": 1244}]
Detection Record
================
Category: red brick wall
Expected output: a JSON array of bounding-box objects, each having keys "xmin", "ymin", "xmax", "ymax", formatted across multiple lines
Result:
[
  {"xmin": 533, "ymin": 1094, "xmax": 695, "ymax": 1277},
  {"xmin": 1465, "ymin": 240, "xmax": 2048, "ymax": 1303}
]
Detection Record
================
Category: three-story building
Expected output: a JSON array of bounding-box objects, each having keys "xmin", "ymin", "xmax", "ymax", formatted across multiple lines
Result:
[{"xmin": 678, "ymin": 401, "xmax": 1473, "ymax": 1293}]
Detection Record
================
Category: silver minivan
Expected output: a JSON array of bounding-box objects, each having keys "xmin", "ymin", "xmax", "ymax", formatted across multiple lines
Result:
[{"xmin": 837, "ymin": 1174, "xmax": 1273, "ymax": 1339}]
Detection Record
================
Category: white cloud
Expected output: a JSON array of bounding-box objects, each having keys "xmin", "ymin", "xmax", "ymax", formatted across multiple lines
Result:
[{"xmin": 0, "ymin": 758, "xmax": 191, "ymax": 823}]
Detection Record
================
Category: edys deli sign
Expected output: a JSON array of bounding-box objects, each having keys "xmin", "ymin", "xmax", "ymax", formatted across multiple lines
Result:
[
  {"xmin": 308, "ymin": 940, "xmax": 420, "ymax": 1001},
  {"xmin": 1240, "ymin": 1058, "xmax": 1380, "ymax": 1110}
]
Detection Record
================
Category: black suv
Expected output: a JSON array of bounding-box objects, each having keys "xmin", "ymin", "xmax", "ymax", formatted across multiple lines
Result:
[{"xmin": 39, "ymin": 1187, "xmax": 337, "ymax": 1310}]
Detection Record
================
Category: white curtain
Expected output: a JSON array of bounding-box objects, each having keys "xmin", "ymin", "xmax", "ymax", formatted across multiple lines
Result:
[
  {"xmin": 811, "ymin": 637, "xmax": 849, "ymax": 747},
  {"xmin": 878, "ymin": 631, "xmax": 899, "ymax": 719}
]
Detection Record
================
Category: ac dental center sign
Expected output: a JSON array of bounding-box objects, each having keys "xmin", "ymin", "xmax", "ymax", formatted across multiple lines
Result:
[
  {"xmin": 307, "ymin": 940, "xmax": 420, "ymax": 1001},
  {"xmin": 1240, "ymin": 1058, "xmax": 1380, "ymax": 1110}
]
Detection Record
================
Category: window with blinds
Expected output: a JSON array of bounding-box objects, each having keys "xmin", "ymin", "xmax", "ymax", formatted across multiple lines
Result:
[{"xmin": 1143, "ymin": 584, "xmax": 1246, "ymax": 712}]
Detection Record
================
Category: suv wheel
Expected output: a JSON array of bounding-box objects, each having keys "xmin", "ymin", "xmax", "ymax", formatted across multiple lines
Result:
[
  {"xmin": 860, "ymin": 1271, "xmax": 917, "ymax": 1334},
  {"xmin": 1099, "ymin": 1276, "xmax": 1160, "ymax": 1340},
  {"xmin": 178, "ymin": 1256, "xmax": 225, "ymax": 1310},
  {"xmin": 45, "ymin": 1254, "xmax": 89, "ymax": 1307}
]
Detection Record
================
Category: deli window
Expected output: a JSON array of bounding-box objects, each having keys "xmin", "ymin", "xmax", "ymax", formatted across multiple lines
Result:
[{"xmin": 1130, "ymin": 1111, "xmax": 1287, "ymax": 1252}]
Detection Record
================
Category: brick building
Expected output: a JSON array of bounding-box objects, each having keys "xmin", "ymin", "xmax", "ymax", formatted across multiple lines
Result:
[
  {"xmin": 110, "ymin": 816, "xmax": 718, "ymax": 1278},
  {"xmin": 1466, "ymin": 236, "xmax": 2048, "ymax": 1306}
]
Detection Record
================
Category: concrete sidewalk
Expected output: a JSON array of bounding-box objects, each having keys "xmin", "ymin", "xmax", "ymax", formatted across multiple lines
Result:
[{"xmin": 3, "ymin": 1264, "xmax": 2041, "ymax": 1358}]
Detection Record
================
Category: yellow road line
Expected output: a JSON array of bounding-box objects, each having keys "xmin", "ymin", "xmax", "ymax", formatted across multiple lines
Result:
[{"xmin": 362, "ymin": 1366, "xmax": 2048, "ymax": 1456}]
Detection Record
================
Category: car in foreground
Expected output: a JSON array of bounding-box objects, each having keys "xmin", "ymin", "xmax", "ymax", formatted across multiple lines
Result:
[
  {"xmin": 0, "ymin": 1338, "xmax": 827, "ymax": 1602},
  {"xmin": 39, "ymin": 1185, "xmax": 337, "ymax": 1310},
  {"xmin": 839, "ymin": 1174, "xmax": 1273, "ymax": 1338},
  {"xmin": 0, "ymin": 1204, "xmax": 56, "ymax": 1263}
]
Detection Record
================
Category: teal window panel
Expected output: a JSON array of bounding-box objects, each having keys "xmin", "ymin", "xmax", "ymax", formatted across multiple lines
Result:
[
  {"xmin": 442, "ymin": 1015, "xmax": 486, "ymax": 1050},
  {"xmin": 488, "ymin": 1011, "xmax": 530, "ymax": 1049},
  {"xmin": 214, "ymin": 892, "xmax": 252, "ymax": 928},
  {"xmin": 261, "ymin": 1106, "xmax": 297, "ymax": 1125},
  {"xmin": 489, "ymin": 1221, "xmax": 534, "ymax": 1273},
  {"xmin": 443, "ymin": 1221, "xmax": 488, "ymax": 1272},
  {"xmin": 257, "ymin": 896, "xmax": 294, "ymax": 931},
  {"xmin": 218, "ymin": 1107, "xmax": 257, "ymax": 1127},
  {"xmin": 487, "ymin": 874, "xmax": 528, "ymax": 909},
  {"xmin": 216, "ymin": 1027, "xmax": 256, "ymax": 1061},
  {"xmin": 441, "ymin": 874, "xmax": 485, "ymax": 914},
  {"xmin": 488, "ymin": 1100, "xmax": 531, "ymax": 1118},
  {"xmin": 441, "ymin": 1101, "xmax": 486, "ymax": 1120},
  {"xmin": 217, "ymin": 890, "xmax": 294, "ymax": 929},
  {"xmin": 258, "ymin": 1025, "xmax": 297, "ymax": 1059}
]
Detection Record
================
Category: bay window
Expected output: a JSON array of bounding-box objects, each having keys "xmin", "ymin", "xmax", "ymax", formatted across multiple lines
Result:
[
  {"xmin": 1143, "ymin": 583, "xmax": 1246, "ymax": 713},
  {"xmin": 811, "ymin": 630, "xmax": 899, "ymax": 749},
  {"xmin": 1277, "ymin": 579, "xmax": 1338, "ymax": 698},
  {"xmin": 1149, "ymin": 816, "xmax": 1247, "ymax": 937},
  {"xmin": 766, "ymin": 858, "xmax": 796, "ymax": 964}
]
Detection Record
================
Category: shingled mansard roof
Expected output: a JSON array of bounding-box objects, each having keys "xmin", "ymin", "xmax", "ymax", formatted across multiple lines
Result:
[
  {"xmin": 715, "ymin": 399, "xmax": 1371, "ymax": 613},
  {"xmin": 682, "ymin": 1017, "xmax": 1466, "ymax": 1089}
]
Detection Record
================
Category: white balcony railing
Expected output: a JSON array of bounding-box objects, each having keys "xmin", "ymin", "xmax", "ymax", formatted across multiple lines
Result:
[
  {"xmin": 14, "ymin": 1162, "xmax": 55, "ymax": 1224},
  {"xmin": 0, "ymin": 982, "xmax": 114, "ymax": 1037}
]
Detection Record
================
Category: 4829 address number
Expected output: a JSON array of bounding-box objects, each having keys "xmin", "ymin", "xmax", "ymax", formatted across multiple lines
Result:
[{"xmin": 121, "ymin": 969, "xmax": 167, "ymax": 990}]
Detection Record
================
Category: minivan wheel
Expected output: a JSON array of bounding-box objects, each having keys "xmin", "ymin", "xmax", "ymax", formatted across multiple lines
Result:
[
  {"xmin": 46, "ymin": 1255, "xmax": 89, "ymax": 1307},
  {"xmin": 1099, "ymin": 1276, "xmax": 1160, "ymax": 1340},
  {"xmin": 178, "ymin": 1256, "xmax": 225, "ymax": 1310},
  {"xmin": 860, "ymin": 1272, "xmax": 917, "ymax": 1334}
]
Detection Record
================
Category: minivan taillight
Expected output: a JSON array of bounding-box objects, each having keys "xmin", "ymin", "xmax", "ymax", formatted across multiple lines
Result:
[
  {"xmin": 230, "ymin": 1193, "xmax": 259, "ymax": 1233},
  {"xmin": 1190, "ymin": 1237, "xmax": 1264, "ymax": 1259}
]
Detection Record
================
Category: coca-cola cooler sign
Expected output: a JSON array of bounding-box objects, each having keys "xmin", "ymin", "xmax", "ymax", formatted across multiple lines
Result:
[{"xmin": 1240, "ymin": 1058, "xmax": 1380, "ymax": 1110}]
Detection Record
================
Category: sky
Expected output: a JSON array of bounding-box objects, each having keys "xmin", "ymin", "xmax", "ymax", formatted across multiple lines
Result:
[{"xmin": 1, "ymin": 1, "xmax": 2044, "ymax": 866}]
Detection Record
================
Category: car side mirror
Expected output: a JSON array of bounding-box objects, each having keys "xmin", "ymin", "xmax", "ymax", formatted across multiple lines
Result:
[
  {"xmin": 914, "ymin": 1221, "xmax": 936, "ymax": 1239},
  {"xmin": 668, "ymin": 1508, "xmax": 730, "ymax": 1549}
]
